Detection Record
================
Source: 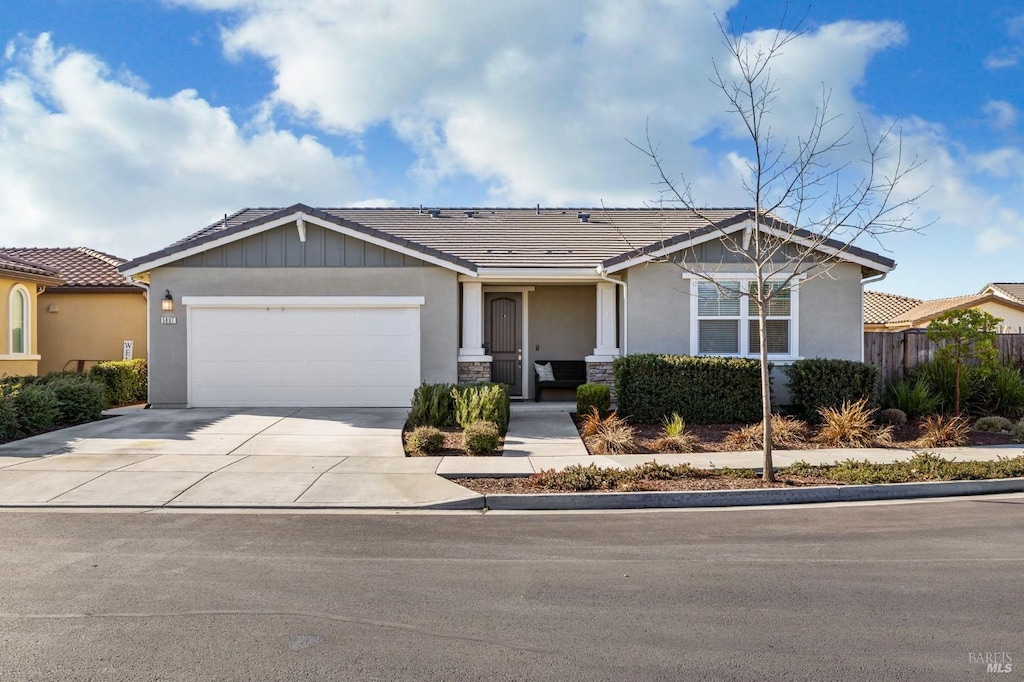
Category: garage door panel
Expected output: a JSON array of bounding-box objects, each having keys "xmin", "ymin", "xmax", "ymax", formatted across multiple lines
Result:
[{"xmin": 189, "ymin": 304, "xmax": 420, "ymax": 407}]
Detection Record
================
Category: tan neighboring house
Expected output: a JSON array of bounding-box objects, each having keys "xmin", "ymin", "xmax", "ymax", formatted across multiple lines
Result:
[
  {"xmin": 0, "ymin": 248, "xmax": 147, "ymax": 376},
  {"xmin": 0, "ymin": 255, "xmax": 65, "ymax": 377},
  {"xmin": 980, "ymin": 282, "xmax": 1024, "ymax": 306},
  {"xmin": 864, "ymin": 289, "xmax": 1024, "ymax": 333}
]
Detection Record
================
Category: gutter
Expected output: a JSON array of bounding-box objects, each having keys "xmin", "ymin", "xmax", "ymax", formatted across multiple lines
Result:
[
  {"xmin": 595, "ymin": 264, "xmax": 627, "ymax": 356},
  {"xmin": 860, "ymin": 270, "xmax": 889, "ymax": 362}
]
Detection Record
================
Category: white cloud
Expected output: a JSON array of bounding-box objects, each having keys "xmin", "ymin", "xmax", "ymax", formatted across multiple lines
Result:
[
  {"xmin": 983, "ymin": 100, "xmax": 1019, "ymax": 130},
  {"xmin": 0, "ymin": 34, "xmax": 365, "ymax": 257}
]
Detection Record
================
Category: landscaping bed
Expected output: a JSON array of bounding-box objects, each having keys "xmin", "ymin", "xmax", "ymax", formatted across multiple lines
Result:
[
  {"xmin": 404, "ymin": 426, "xmax": 504, "ymax": 457},
  {"xmin": 454, "ymin": 454, "xmax": 1024, "ymax": 494}
]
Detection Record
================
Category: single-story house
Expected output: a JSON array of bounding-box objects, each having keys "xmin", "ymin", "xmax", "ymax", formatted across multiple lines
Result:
[
  {"xmin": 0, "ymin": 248, "xmax": 147, "ymax": 375},
  {"xmin": 0, "ymin": 254, "xmax": 64, "ymax": 377},
  {"xmin": 118, "ymin": 205, "xmax": 896, "ymax": 408},
  {"xmin": 864, "ymin": 289, "xmax": 1024, "ymax": 333},
  {"xmin": 980, "ymin": 282, "xmax": 1024, "ymax": 306}
]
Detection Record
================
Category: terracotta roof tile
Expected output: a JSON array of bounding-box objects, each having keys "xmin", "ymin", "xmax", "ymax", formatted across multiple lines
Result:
[
  {"xmin": 0, "ymin": 247, "xmax": 137, "ymax": 289},
  {"xmin": 864, "ymin": 290, "xmax": 922, "ymax": 325},
  {"xmin": 982, "ymin": 282, "xmax": 1024, "ymax": 304},
  {"xmin": 0, "ymin": 253, "xmax": 63, "ymax": 281}
]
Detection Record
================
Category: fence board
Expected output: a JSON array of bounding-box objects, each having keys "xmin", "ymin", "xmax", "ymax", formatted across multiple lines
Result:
[{"xmin": 864, "ymin": 331, "xmax": 1024, "ymax": 390}]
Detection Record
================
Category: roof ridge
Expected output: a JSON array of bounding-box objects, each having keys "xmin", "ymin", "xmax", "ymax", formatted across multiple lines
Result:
[{"xmin": 74, "ymin": 246, "xmax": 125, "ymax": 267}]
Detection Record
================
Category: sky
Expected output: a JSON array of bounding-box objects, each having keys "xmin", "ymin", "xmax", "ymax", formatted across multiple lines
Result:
[{"xmin": 0, "ymin": 0, "xmax": 1021, "ymax": 299}]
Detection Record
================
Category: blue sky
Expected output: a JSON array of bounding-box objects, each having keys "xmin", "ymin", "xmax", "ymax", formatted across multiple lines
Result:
[{"xmin": 0, "ymin": 0, "xmax": 1022, "ymax": 300}]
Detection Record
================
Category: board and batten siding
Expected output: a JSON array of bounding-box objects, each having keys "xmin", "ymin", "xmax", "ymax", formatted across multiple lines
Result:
[{"xmin": 179, "ymin": 223, "xmax": 428, "ymax": 268}]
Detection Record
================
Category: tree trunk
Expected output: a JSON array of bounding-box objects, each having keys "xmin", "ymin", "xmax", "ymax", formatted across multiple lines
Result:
[
  {"xmin": 954, "ymin": 357, "xmax": 961, "ymax": 415},
  {"xmin": 758, "ymin": 300, "xmax": 775, "ymax": 482}
]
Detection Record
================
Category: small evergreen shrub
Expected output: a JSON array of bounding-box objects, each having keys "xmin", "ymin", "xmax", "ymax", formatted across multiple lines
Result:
[
  {"xmin": 975, "ymin": 416, "xmax": 1013, "ymax": 433},
  {"xmin": 407, "ymin": 383, "xmax": 455, "ymax": 428},
  {"xmin": 908, "ymin": 359, "xmax": 985, "ymax": 415},
  {"xmin": 12, "ymin": 384, "xmax": 59, "ymax": 436},
  {"xmin": 982, "ymin": 366, "xmax": 1024, "ymax": 419},
  {"xmin": 47, "ymin": 376, "xmax": 108, "ymax": 426},
  {"xmin": 786, "ymin": 359, "xmax": 878, "ymax": 422},
  {"xmin": 406, "ymin": 425, "xmax": 445, "ymax": 453},
  {"xmin": 462, "ymin": 420, "xmax": 501, "ymax": 455},
  {"xmin": 89, "ymin": 359, "xmax": 147, "ymax": 407},
  {"xmin": 1012, "ymin": 420, "xmax": 1024, "ymax": 443},
  {"xmin": 0, "ymin": 397, "xmax": 17, "ymax": 443},
  {"xmin": 576, "ymin": 383, "xmax": 611, "ymax": 416},
  {"xmin": 613, "ymin": 354, "xmax": 763, "ymax": 424},
  {"xmin": 876, "ymin": 408, "xmax": 908, "ymax": 425},
  {"xmin": 452, "ymin": 383, "xmax": 510, "ymax": 432}
]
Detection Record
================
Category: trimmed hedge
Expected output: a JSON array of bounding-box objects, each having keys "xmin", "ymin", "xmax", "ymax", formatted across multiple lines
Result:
[
  {"xmin": 576, "ymin": 383, "xmax": 611, "ymax": 416},
  {"xmin": 408, "ymin": 383, "xmax": 456, "ymax": 428},
  {"xmin": 786, "ymin": 359, "xmax": 878, "ymax": 422},
  {"xmin": 89, "ymin": 359, "xmax": 147, "ymax": 407},
  {"xmin": 0, "ymin": 397, "xmax": 16, "ymax": 442},
  {"xmin": 47, "ymin": 376, "xmax": 108, "ymax": 426},
  {"xmin": 613, "ymin": 354, "xmax": 764, "ymax": 424},
  {"xmin": 12, "ymin": 384, "xmax": 60, "ymax": 436},
  {"xmin": 463, "ymin": 420, "xmax": 501, "ymax": 455}
]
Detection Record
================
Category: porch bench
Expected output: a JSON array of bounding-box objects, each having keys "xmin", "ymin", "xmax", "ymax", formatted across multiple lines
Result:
[{"xmin": 534, "ymin": 360, "xmax": 587, "ymax": 402}]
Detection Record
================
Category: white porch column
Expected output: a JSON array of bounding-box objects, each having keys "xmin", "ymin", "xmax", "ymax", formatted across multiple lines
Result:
[
  {"xmin": 587, "ymin": 281, "xmax": 620, "ymax": 360},
  {"xmin": 458, "ymin": 281, "xmax": 488, "ymax": 359}
]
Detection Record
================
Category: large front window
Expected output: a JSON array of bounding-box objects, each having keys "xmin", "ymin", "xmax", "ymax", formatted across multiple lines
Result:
[
  {"xmin": 9, "ymin": 286, "xmax": 28, "ymax": 354},
  {"xmin": 693, "ymin": 277, "xmax": 798, "ymax": 358}
]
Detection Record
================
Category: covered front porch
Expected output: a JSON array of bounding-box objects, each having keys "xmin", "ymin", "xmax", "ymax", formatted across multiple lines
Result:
[{"xmin": 455, "ymin": 277, "xmax": 622, "ymax": 400}]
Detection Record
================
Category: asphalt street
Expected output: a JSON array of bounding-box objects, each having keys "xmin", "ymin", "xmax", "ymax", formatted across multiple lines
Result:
[{"xmin": 1, "ymin": 497, "xmax": 1022, "ymax": 681}]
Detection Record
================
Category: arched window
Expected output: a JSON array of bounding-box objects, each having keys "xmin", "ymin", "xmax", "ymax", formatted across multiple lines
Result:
[{"xmin": 9, "ymin": 286, "xmax": 28, "ymax": 354}]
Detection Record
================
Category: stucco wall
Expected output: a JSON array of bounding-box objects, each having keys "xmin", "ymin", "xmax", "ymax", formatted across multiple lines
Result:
[
  {"xmin": 526, "ymin": 284, "xmax": 596, "ymax": 398},
  {"xmin": 0, "ymin": 276, "xmax": 40, "ymax": 377},
  {"xmin": 148, "ymin": 266, "xmax": 458, "ymax": 407},
  {"xmin": 36, "ymin": 291, "xmax": 147, "ymax": 375}
]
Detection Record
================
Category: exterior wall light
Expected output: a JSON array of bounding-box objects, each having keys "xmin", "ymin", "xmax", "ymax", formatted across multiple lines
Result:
[{"xmin": 161, "ymin": 290, "xmax": 174, "ymax": 312}]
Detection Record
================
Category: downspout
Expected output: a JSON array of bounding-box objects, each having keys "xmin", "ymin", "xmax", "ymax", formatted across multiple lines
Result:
[
  {"xmin": 595, "ymin": 264, "xmax": 627, "ymax": 356},
  {"xmin": 128, "ymin": 275, "xmax": 152, "ymax": 407},
  {"xmin": 861, "ymin": 270, "xmax": 889, "ymax": 362}
]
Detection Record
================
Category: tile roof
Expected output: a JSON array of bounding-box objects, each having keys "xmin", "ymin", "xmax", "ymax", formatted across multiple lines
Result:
[
  {"xmin": 863, "ymin": 290, "xmax": 922, "ymax": 325},
  {"xmin": 121, "ymin": 204, "xmax": 898, "ymax": 273},
  {"xmin": 982, "ymin": 282, "xmax": 1024, "ymax": 304},
  {"xmin": 0, "ymin": 253, "xmax": 63, "ymax": 281},
  {"xmin": 0, "ymin": 247, "xmax": 138, "ymax": 289}
]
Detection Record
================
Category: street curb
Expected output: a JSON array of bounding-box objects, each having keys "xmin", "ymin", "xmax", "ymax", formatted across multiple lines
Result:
[{"xmin": 482, "ymin": 477, "xmax": 1024, "ymax": 510}]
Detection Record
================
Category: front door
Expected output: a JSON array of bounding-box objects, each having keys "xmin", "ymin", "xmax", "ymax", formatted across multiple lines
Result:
[{"xmin": 484, "ymin": 293, "xmax": 522, "ymax": 396}]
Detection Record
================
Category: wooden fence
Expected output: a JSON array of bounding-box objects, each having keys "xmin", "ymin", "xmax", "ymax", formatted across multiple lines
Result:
[{"xmin": 864, "ymin": 330, "xmax": 1024, "ymax": 388}]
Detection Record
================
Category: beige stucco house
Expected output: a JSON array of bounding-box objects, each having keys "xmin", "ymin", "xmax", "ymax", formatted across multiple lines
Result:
[
  {"xmin": 0, "ymin": 248, "xmax": 147, "ymax": 376},
  {"xmin": 865, "ymin": 289, "xmax": 1024, "ymax": 333},
  {"xmin": 118, "ymin": 205, "xmax": 895, "ymax": 408}
]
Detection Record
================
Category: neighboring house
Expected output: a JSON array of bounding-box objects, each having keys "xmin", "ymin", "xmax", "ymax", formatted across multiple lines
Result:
[
  {"xmin": 980, "ymin": 282, "xmax": 1024, "ymax": 306},
  {"xmin": 0, "ymin": 255, "xmax": 64, "ymax": 377},
  {"xmin": 119, "ymin": 205, "xmax": 896, "ymax": 408},
  {"xmin": 0, "ymin": 248, "xmax": 147, "ymax": 375},
  {"xmin": 864, "ymin": 289, "xmax": 1024, "ymax": 333}
]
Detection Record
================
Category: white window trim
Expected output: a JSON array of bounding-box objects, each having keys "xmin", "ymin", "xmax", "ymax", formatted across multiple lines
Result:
[
  {"xmin": 8, "ymin": 284, "xmax": 30, "ymax": 355},
  {"xmin": 688, "ymin": 274, "xmax": 802, "ymax": 361}
]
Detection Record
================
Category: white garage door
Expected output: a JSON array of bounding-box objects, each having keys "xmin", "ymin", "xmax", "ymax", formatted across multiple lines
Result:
[{"xmin": 185, "ymin": 297, "xmax": 422, "ymax": 407}]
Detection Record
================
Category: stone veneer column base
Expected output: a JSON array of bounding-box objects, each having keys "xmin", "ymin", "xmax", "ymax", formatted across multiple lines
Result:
[
  {"xmin": 585, "ymin": 361, "xmax": 617, "ymax": 403},
  {"xmin": 458, "ymin": 361, "xmax": 492, "ymax": 384}
]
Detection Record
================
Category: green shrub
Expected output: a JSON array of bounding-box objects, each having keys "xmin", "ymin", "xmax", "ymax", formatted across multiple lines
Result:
[
  {"xmin": 796, "ymin": 453, "xmax": 1024, "ymax": 484},
  {"xmin": 786, "ymin": 359, "xmax": 878, "ymax": 422},
  {"xmin": 877, "ymin": 408, "xmax": 908, "ymax": 425},
  {"xmin": 613, "ymin": 354, "xmax": 763, "ymax": 424},
  {"xmin": 12, "ymin": 384, "xmax": 59, "ymax": 436},
  {"xmin": 0, "ymin": 397, "xmax": 17, "ymax": 443},
  {"xmin": 975, "ymin": 416, "xmax": 1013, "ymax": 433},
  {"xmin": 406, "ymin": 425, "xmax": 445, "ymax": 453},
  {"xmin": 1013, "ymin": 421, "xmax": 1024, "ymax": 443},
  {"xmin": 452, "ymin": 383, "xmax": 510, "ymax": 432},
  {"xmin": 46, "ymin": 376, "xmax": 108, "ymax": 426},
  {"xmin": 885, "ymin": 377, "xmax": 941, "ymax": 420},
  {"xmin": 407, "ymin": 383, "xmax": 455, "ymax": 428},
  {"xmin": 982, "ymin": 366, "xmax": 1024, "ymax": 419},
  {"xmin": 462, "ymin": 420, "xmax": 501, "ymax": 455},
  {"xmin": 576, "ymin": 383, "xmax": 611, "ymax": 416},
  {"xmin": 908, "ymin": 358, "xmax": 986, "ymax": 415},
  {"xmin": 88, "ymin": 359, "xmax": 147, "ymax": 407}
]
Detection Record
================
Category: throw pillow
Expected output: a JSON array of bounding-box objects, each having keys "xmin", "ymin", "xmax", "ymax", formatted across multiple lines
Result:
[{"xmin": 534, "ymin": 362, "xmax": 556, "ymax": 382}]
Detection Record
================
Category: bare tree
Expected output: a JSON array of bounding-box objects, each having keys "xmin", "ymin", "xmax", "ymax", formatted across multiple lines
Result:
[{"xmin": 626, "ymin": 14, "xmax": 925, "ymax": 481}]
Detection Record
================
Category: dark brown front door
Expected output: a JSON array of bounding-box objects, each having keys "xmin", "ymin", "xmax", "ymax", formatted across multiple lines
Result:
[{"xmin": 484, "ymin": 293, "xmax": 522, "ymax": 395}]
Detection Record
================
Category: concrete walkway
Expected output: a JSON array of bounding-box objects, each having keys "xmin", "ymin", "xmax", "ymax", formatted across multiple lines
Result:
[{"xmin": 0, "ymin": 404, "xmax": 1019, "ymax": 509}]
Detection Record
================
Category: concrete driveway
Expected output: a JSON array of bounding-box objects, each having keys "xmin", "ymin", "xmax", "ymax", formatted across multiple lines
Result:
[{"xmin": 0, "ymin": 408, "xmax": 482, "ymax": 509}]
